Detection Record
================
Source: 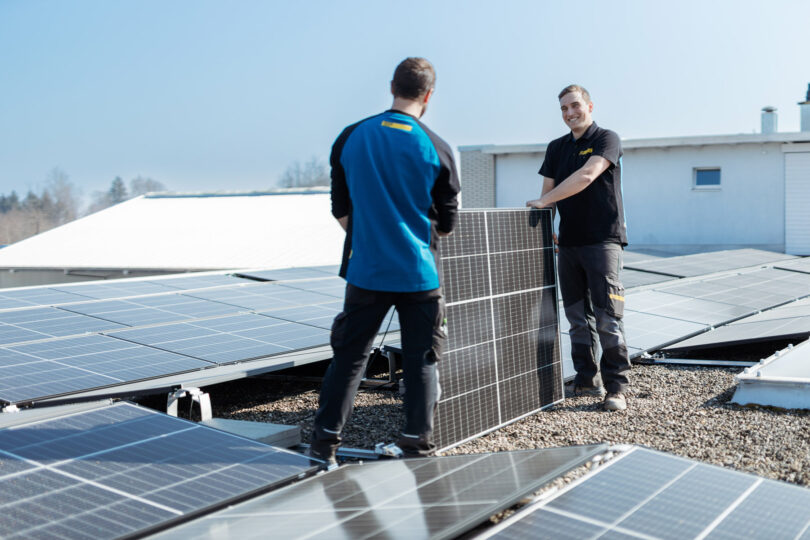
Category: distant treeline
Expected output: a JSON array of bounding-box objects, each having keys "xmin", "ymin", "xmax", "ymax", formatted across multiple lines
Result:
[{"xmin": 0, "ymin": 169, "xmax": 166, "ymax": 245}]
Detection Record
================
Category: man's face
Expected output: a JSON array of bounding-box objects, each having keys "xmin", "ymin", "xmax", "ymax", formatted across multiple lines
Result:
[{"xmin": 559, "ymin": 91, "xmax": 593, "ymax": 133}]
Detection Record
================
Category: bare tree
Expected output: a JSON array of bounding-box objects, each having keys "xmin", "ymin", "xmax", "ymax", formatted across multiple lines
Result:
[
  {"xmin": 85, "ymin": 175, "xmax": 169, "ymax": 216},
  {"xmin": 45, "ymin": 167, "xmax": 81, "ymax": 225},
  {"xmin": 278, "ymin": 156, "xmax": 329, "ymax": 188},
  {"xmin": 129, "ymin": 176, "xmax": 166, "ymax": 197}
]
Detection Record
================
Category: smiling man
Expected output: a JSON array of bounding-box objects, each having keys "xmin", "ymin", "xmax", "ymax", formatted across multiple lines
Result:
[{"xmin": 526, "ymin": 84, "xmax": 630, "ymax": 412}]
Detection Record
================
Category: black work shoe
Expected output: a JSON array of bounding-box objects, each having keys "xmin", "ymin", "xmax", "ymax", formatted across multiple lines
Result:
[
  {"xmin": 305, "ymin": 445, "xmax": 338, "ymax": 470},
  {"xmin": 565, "ymin": 381, "xmax": 606, "ymax": 397}
]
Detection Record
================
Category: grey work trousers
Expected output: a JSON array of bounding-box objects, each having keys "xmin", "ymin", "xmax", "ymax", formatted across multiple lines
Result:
[
  {"xmin": 311, "ymin": 284, "xmax": 445, "ymax": 456},
  {"xmin": 558, "ymin": 243, "xmax": 630, "ymax": 393}
]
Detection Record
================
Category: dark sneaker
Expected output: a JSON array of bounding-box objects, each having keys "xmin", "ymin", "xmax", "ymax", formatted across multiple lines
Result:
[
  {"xmin": 604, "ymin": 392, "xmax": 627, "ymax": 411},
  {"xmin": 565, "ymin": 381, "xmax": 606, "ymax": 397},
  {"xmin": 305, "ymin": 444, "xmax": 338, "ymax": 470}
]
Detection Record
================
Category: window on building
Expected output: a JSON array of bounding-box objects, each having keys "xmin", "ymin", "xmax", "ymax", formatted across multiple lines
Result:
[{"xmin": 694, "ymin": 168, "xmax": 721, "ymax": 189}]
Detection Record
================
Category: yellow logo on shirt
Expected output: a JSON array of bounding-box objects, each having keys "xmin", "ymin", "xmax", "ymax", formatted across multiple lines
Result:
[
  {"xmin": 579, "ymin": 148, "xmax": 593, "ymax": 156},
  {"xmin": 381, "ymin": 120, "xmax": 413, "ymax": 132}
]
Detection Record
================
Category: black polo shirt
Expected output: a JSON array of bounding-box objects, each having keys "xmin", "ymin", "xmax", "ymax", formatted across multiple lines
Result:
[{"xmin": 538, "ymin": 122, "xmax": 627, "ymax": 246}]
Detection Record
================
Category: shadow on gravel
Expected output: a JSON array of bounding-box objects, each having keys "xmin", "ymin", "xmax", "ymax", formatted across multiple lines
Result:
[{"xmin": 700, "ymin": 384, "xmax": 737, "ymax": 410}]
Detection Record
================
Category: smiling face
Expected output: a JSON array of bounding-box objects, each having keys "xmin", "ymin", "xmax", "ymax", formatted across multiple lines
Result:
[{"xmin": 559, "ymin": 91, "xmax": 593, "ymax": 137}]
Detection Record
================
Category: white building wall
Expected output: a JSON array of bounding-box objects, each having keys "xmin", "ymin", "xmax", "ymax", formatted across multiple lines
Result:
[
  {"xmin": 495, "ymin": 152, "xmax": 545, "ymax": 207},
  {"xmin": 623, "ymin": 143, "xmax": 784, "ymax": 250},
  {"xmin": 475, "ymin": 142, "xmax": 785, "ymax": 252}
]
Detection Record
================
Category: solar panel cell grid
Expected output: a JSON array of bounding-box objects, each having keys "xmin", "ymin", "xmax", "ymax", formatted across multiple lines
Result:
[
  {"xmin": 434, "ymin": 209, "xmax": 562, "ymax": 450},
  {"xmin": 488, "ymin": 447, "xmax": 810, "ymax": 540},
  {"xmin": 151, "ymin": 445, "xmax": 608, "ymax": 540},
  {"xmin": 0, "ymin": 403, "xmax": 315, "ymax": 540}
]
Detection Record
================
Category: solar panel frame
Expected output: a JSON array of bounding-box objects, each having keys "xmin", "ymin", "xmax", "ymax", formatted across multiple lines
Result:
[{"xmin": 234, "ymin": 265, "xmax": 340, "ymax": 282}]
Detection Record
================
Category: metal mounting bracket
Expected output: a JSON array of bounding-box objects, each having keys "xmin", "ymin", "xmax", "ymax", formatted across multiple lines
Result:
[{"xmin": 166, "ymin": 387, "xmax": 212, "ymax": 421}]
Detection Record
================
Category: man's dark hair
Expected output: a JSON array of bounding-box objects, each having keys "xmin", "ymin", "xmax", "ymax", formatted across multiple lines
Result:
[
  {"xmin": 558, "ymin": 84, "xmax": 591, "ymax": 103},
  {"xmin": 392, "ymin": 57, "xmax": 435, "ymax": 100}
]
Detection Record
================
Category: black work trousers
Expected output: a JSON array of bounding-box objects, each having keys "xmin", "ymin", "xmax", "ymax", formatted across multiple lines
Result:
[
  {"xmin": 311, "ymin": 284, "xmax": 445, "ymax": 456},
  {"xmin": 558, "ymin": 243, "xmax": 630, "ymax": 393}
]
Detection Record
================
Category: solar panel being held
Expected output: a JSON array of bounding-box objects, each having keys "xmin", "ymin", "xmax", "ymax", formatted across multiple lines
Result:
[{"xmin": 434, "ymin": 209, "xmax": 562, "ymax": 450}]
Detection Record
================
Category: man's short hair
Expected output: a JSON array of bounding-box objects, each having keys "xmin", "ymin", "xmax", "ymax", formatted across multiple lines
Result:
[
  {"xmin": 392, "ymin": 57, "xmax": 435, "ymax": 100},
  {"xmin": 558, "ymin": 84, "xmax": 591, "ymax": 103}
]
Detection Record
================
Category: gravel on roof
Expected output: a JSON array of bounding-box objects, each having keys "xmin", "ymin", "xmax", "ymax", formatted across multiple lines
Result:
[{"xmin": 208, "ymin": 363, "xmax": 810, "ymax": 487}]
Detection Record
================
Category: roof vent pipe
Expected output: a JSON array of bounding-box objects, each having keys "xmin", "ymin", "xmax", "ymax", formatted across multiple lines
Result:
[
  {"xmin": 761, "ymin": 106, "xmax": 777, "ymax": 134},
  {"xmin": 800, "ymin": 83, "xmax": 810, "ymax": 132}
]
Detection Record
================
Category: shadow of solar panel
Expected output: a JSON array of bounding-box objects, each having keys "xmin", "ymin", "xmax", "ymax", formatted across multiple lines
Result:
[
  {"xmin": 0, "ymin": 335, "xmax": 213, "ymax": 404},
  {"xmin": 487, "ymin": 446, "xmax": 810, "ymax": 540},
  {"xmin": 434, "ymin": 209, "xmax": 562, "ymax": 450},
  {"xmin": 151, "ymin": 444, "xmax": 607, "ymax": 540},
  {"xmin": 0, "ymin": 402, "xmax": 315, "ymax": 540}
]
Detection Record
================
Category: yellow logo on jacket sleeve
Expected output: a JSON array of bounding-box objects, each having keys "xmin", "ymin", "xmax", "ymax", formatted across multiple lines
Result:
[
  {"xmin": 579, "ymin": 148, "xmax": 593, "ymax": 156},
  {"xmin": 381, "ymin": 120, "xmax": 413, "ymax": 132}
]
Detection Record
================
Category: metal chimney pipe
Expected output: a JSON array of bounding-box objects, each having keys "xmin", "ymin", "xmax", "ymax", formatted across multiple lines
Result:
[
  {"xmin": 801, "ymin": 84, "xmax": 810, "ymax": 132},
  {"xmin": 761, "ymin": 106, "xmax": 777, "ymax": 134}
]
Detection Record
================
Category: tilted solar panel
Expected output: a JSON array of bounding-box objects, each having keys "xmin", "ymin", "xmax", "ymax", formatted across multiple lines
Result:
[
  {"xmin": 152, "ymin": 444, "xmax": 607, "ymax": 540},
  {"xmin": 483, "ymin": 446, "xmax": 810, "ymax": 540},
  {"xmin": 0, "ymin": 402, "xmax": 316, "ymax": 539},
  {"xmin": 434, "ymin": 209, "xmax": 562, "ymax": 450}
]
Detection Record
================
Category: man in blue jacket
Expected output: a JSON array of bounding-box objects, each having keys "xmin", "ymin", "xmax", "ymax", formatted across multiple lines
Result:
[{"xmin": 310, "ymin": 57, "xmax": 461, "ymax": 466}]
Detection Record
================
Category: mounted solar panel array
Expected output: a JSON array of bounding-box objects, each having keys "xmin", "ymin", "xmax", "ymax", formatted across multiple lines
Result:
[
  {"xmin": 153, "ymin": 444, "xmax": 607, "ymax": 540},
  {"xmin": 665, "ymin": 297, "xmax": 810, "ymax": 351},
  {"xmin": 624, "ymin": 248, "xmax": 796, "ymax": 278},
  {"xmin": 0, "ymin": 401, "xmax": 315, "ymax": 540},
  {"xmin": 775, "ymin": 256, "xmax": 810, "ymax": 274},
  {"xmin": 0, "ymin": 270, "xmax": 390, "ymax": 406},
  {"xmin": 483, "ymin": 446, "xmax": 810, "ymax": 540},
  {"xmin": 433, "ymin": 209, "xmax": 562, "ymax": 450}
]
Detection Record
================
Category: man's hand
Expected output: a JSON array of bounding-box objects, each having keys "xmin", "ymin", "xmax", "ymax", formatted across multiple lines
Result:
[{"xmin": 526, "ymin": 198, "xmax": 552, "ymax": 209}]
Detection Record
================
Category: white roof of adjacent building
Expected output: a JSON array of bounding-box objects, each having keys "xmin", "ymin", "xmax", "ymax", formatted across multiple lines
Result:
[
  {"xmin": 0, "ymin": 190, "xmax": 345, "ymax": 271},
  {"xmin": 460, "ymin": 130, "xmax": 810, "ymax": 155}
]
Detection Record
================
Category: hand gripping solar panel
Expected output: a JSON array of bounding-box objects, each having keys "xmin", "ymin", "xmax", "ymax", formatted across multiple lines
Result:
[
  {"xmin": 481, "ymin": 446, "xmax": 810, "ymax": 540},
  {"xmin": 0, "ymin": 401, "xmax": 316, "ymax": 540},
  {"xmin": 434, "ymin": 209, "xmax": 562, "ymax": 450},
  {"xmin": 151, "ymin": 444, "xmax": 608, "ymax": 540}
]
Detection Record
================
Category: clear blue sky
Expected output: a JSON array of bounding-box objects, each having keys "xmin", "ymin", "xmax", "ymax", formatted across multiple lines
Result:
[{"xmin": 1, "ymin": 0, "xmax": 808, "ymax": 203}]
